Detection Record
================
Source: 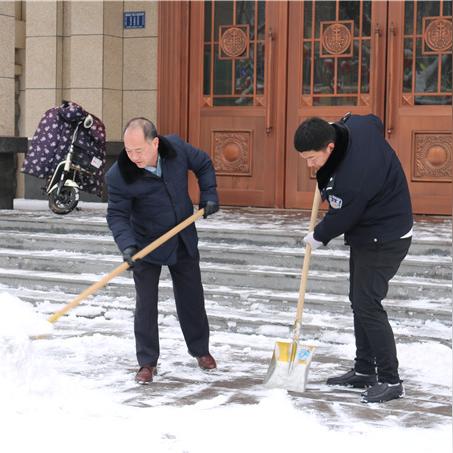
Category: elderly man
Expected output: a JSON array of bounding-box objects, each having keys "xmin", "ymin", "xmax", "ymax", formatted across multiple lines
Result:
[
  {"xmin": 106, "ymin": 117, "xmax": 219, "ymax": 384},
  {"xmin": 294, "ymin": 113, "xmax": 413, "ymax": 403}
]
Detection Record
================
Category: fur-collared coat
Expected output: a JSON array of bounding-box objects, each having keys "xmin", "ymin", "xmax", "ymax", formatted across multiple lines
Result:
[{"xmin": 106, "ymin": 135, "xmax": 218, "ymax": 265}]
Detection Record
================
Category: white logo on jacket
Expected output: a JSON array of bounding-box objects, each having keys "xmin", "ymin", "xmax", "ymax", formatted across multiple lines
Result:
[{"xmin": 328, "ymin": 195, "xmax": 343, "ymax": 209}]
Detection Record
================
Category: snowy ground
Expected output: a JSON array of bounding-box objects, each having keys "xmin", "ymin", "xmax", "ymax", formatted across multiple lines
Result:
[
  {"xmin": 1, "ymin": 293, "xmax": 451, "ymax": 453},
  {"xmin": 0, "ymin": 200, "xmax": 451, "ymax": 452}
]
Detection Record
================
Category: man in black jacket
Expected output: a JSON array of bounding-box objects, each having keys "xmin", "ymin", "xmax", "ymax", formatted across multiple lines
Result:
[
  {"xmin": 106, "ymin": 117, "xmax": 219, "ymax": 384},
  {"xmin": 294, "ymin": 113, "xmax": 413, "ymax": 403}
]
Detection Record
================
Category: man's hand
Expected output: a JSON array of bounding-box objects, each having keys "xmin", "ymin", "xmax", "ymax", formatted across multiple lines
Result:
[
  {"xmin": 199, "ymin": 201, "xmax": 219, "ymax": 219},
  {"xmin": 303, "ymin": 231, "xmax": 323, "ymax": 250},
  {"xmin": 122, "ymin": 246, "xmax": 139, "ymax": 268}
]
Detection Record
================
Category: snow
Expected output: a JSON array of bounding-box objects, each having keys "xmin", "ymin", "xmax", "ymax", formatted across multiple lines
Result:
[
  {"xmin": 0, "ymin": 292, "xmax": 451, "ymax": 453},
  {"xmin": 13, "ymin": 198, "xmax": 107, "ymax": 212},
  {"xmin": 398, "ymin": 342, "xmax": 452, "ymax": 388},
  {"xmin": 0, "ymin": 293, "xmax": 53, "ymax": 338},
  {"xmin": 2, "ymin": 200, "xmax": 451, "ymax": 452}
]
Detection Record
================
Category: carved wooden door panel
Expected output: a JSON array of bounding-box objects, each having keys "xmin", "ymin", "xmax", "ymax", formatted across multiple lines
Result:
[
  {"xmin": 285, "ymin": 0, "xmax": 388, "ymax": 208},
  {"xmin": 285, "ymin": 0, "xmax": 452, "ymax": 214},
  {"xmin": 184, "ymin": 1, "xmax": 451, "ymax": 213},
  {"xmin": 386, "ymin": 1, "xmax": 452, "ymax": 214},
  {"xmin": 188, "ymin": 1, "xmax": 288, "ymax": 207}
]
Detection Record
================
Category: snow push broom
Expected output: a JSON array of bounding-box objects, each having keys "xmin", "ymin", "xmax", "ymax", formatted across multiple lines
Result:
[
  {"xmin": 46, "ymin": 209, "xmax": 206, "ymax": 325},
  {"xmin": 263, "ymin": 187, "xmax": 321, "ymax": 393}
]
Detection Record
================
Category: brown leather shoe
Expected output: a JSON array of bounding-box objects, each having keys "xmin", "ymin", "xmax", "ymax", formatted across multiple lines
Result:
[
  {"xmin": 196, "ymin": 354, "xmax": 217, "ymax": 370},
  {"xmin": 135, "ymin": 365, "xmax": 156, "ymax": 384}
]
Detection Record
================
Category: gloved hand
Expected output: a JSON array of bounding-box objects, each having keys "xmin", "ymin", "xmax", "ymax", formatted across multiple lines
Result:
[
  {"xmin": 199, "ymin": 200, "xmax": 219, "ymax": 219},
  {"xmin": 122, "ymin": 246, "xmax": 139, "ymax": 268},
  {"xmin": 303, "ymin": 231, "xmax": 323, "ymax": 250}
]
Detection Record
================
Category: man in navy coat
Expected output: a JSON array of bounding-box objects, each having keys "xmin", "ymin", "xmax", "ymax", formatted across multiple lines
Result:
[
  {"xmin": 106, "ymin": 117, "xmax": 219, "ymax": 384},
  {"xmin": 294, "ymin": 113, "xmax": 413, "ymax": 403}
]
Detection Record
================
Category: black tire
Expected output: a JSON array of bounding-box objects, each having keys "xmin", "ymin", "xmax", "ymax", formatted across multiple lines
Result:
[{"xmin": 48, "ymin": 186, "xmax": 79, "ymax": 215}]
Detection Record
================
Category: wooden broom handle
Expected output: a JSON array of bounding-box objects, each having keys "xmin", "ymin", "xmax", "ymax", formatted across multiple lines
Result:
[
  {"xmin": 293, "ymin": 188, "xmax": 322, "ymax": 338},
  {"xmin": 47, "ymin": 209, "xmax": 205, "ymax": 324}
]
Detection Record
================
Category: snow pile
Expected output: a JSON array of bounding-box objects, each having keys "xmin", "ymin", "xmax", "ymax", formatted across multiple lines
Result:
[
  {"xmin": 0, "ymin": 292, "xmax": 53, "ymax": 338},
  {"xmin": 398, "ymin": 341, "xmax": 452, "ymax": 387},
  {"xmin": 0, "ymin": 293, "xmax": 56, "ymax": 413}
]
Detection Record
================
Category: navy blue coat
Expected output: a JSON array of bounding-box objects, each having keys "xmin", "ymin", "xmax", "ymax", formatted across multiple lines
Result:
[
  {"xmin": 106, "ymin": 135, "xmax": 218, "ymax": 265},
  {"xmin": 314, "ymin": 114, "xmax": 413, "ymax": 246}
]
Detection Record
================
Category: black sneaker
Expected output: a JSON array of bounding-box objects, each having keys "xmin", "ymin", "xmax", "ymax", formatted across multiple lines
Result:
[
  {"xmin": 326, "ymin": 369, "xmax": 377, "ymax": 388},
  {"xmin": 361, "ymin": 381, "xmax": 404, "ymax": 403}
]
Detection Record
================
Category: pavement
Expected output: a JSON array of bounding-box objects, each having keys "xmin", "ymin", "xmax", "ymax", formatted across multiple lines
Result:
[{"xmin": 1, "ymin": 200, "xmax": 452, "ymax": 429}]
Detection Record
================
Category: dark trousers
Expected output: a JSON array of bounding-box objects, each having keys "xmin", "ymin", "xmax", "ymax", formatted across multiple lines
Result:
[
  {"xmin": 349, "ymin": 237, "xmax": 411, "ymax": 384},
  {"xmin": 132, "ymin": 240, "xmax": 210, "ymax": 366}
]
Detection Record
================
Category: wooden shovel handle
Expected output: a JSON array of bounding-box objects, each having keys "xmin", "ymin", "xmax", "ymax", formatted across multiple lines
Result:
[
  {"xmin": 293, "ymin": 187, "xmax": 322, "ymax": 338},
  {"xmin": 47, "ymin": 209, "xmax": 205, "ymax": 324}
]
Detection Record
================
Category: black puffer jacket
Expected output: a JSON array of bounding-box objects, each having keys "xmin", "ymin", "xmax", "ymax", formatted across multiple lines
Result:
[
  {"xmin": 106, "ymin": 135, "xmax": 218, "ymax": 265},
  {"xmin": 314, "ymin": 114, "xmax": 413, "ymax": 246}
]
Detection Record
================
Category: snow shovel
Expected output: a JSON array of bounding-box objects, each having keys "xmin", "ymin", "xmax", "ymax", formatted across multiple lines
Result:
[
  {"xmin": 46, "ymin": 208, "xmax": 206, "ymax": 324},
  {"xmin": 263, "ymin": 187, "xmax": 321, "ymax": 393}
]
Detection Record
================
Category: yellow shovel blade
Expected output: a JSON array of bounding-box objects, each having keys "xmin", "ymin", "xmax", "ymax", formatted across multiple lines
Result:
[{"xmin": 263, "ymin": 340, "xmax": 316, "ymax": 393}]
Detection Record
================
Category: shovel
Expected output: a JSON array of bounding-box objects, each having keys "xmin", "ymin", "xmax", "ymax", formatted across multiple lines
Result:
[
  {"xmin": 263, "ymin": 187, "xmax": 321, "ymax": 392},
  {"xmin": 46, "ymin": 208, "xmax": 205, "ymax": 324}
]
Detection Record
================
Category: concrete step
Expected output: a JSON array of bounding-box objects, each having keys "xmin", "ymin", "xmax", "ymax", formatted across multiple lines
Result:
[
  {"xmin": 201, "ymin": 228, "xmax": 452, "ymax": 257},
  {"xmin": 0, "ymin": 281, "xmax": 450, "ymax": 348},
  {"xmin": 0, "ymin": 246, "xmax": 450, "ymax": 300},
  {"xmin": 198, "ymin": 243, "xmax": 451, "ymax": 279},
  {"xmin": 0, "ymin": 214, "xmax": 451, "ymax": 256},
  {"xmin": 0, "ymin": 265, "xmax": 450, "ymax": 324},
  {"xmin": 2, "ymin": 274, "xmax": 450, "ymax": 329},
  {"xmin": 0, "ymin": 231, "xmax": 450, "ymax": 280}
]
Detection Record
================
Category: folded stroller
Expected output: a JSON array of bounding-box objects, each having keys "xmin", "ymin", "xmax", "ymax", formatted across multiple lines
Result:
[{"xmin": 22, "ymin": 100, "xmax": 106, "ymax": 214}]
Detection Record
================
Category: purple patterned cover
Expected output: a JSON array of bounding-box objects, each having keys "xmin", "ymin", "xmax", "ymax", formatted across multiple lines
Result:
[{"xmin": 22, "ymin": 100, "xmax": 106, "ymax": 196}]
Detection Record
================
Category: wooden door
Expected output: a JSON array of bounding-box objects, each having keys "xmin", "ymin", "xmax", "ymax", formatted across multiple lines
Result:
[
  {"xmin": 386, "ymin": 0, "xmax": 452, "ymax": 215},
  {"xmin": 285, "ymin": 0, "xmax": 452, "ymax": 214},
  {"xmin": 285, "ymin": 0, "xmax": 389, "ymax": 208},
  {"xmin": 187, "ymin": 1, "xmax": 288, "ymax": 207}
]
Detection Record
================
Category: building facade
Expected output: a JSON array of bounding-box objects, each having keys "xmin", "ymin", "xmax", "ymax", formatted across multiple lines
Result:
[
  {"xmin": 1, "ymin": 0, "xmax": 158, "ymax": 201},
  {"xmin": 1, "ymin": 1, "xmax": 452, "ymax": 214}
]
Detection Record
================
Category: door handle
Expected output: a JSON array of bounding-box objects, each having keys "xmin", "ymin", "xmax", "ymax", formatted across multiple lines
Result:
[
  {"xmin": 387, "ymin": 22, "xmax": 396, "ymax": 138},
  {"xmin": 265, "ymin": 28, "xmax": 274, "ymax": 135},
  {"xmin": 373, "ymin": 23, "xmax": 382, "ymax": 113}
]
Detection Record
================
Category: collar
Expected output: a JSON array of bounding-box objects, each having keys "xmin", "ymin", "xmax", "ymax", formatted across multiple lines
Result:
[
  {"xmin": 117, "ymin": 134, "xmax": 177, "ymax": 184},
  {"xmin": 316, "ymin": 121, "xmax": 350, "ymax": 190}
]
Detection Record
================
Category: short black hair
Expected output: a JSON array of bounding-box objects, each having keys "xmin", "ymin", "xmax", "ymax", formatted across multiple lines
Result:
[
  {"xmin": 294, "ymin": 117, "xmax": 336, "ymax": 152},
  {"xmin": 123, "ymin": 117, "xmax": 158, "ymax": 142}
]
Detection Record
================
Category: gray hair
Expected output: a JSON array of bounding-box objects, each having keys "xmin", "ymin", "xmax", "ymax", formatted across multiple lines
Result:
[{"xmin": 123, "ymin": 117, "xmax": 158, "ymax": 142}]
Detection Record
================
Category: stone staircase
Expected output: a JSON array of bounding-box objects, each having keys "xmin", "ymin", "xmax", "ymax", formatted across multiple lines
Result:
[
  {"xmin": 0, "ymin": 203, "xmax": 451, "ymax": 426},
  {"xmin": 0, "ymin": 205, "xmax": 451, "ymax": 338}
]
